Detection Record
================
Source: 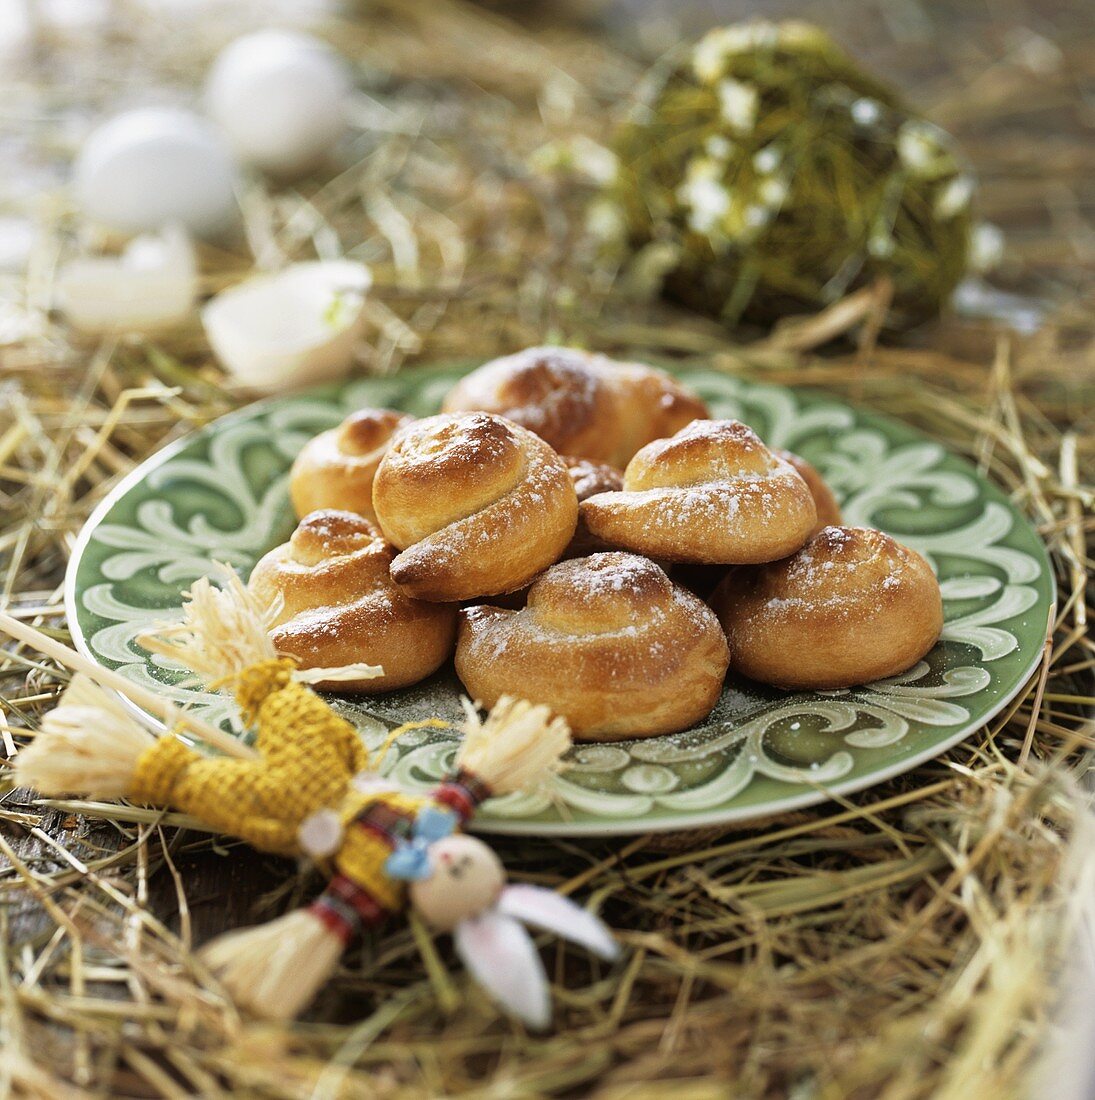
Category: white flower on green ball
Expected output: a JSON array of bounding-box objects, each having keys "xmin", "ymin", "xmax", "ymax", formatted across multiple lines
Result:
[
  {"xmin": 693, "ymin": 22, "xmax": 780, "ymax": 83},
  {"xmin": 717, "ymin": 78, "xmax": 759, "ymax": 134},
  {"xmin": 935, "ymin": 174, "xmax": 975, "ymax": 219},
  {"xmin": 897, "ymin": 121, "xmax": 956, "ymax": 179},
  {"xmin": 705, "ymin": 135, "xmax": 735, "ymax": 161},
  {"xmin": 585, "ymin": 198, "xmax": 627, "ymax": 243},
  {"xmin": 607, "ymin": 20, "xmax": 975, "ymax": 325},
  {"xmin": 851, "ymin": 97, "xmax": 882, "ymax": 126},
  {"xmin": 677, "ymin": 159, "xmax": 731, "ymax": 234},
  {"xmin": 741, "ymin": 203, "xmax": 773, "ymax": 236},
  {"xmin": 753, "ymin": 145, "xmax": 783, "ymax": 174},
  {"xmin": 758, "ymin": 175, "xmax": 790, "ymax": 210}
]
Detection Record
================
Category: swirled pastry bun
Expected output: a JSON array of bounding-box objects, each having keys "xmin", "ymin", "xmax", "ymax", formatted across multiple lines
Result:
[
  {"xmin": 776, "ymin": 450, "xmax": 842, "ymax": 534},
  {"xmin": 441, "ymin": 346, "xmax": 710, "ymax": 468},
  {"xmin": 249, "ymin": 510, "xmax": 457, "ymax": 692},
  {"xmin": 289, "ymin": 408, "xmax": 413, "ymax": 524},
  {"xmin": 456, "ymin": 553, "xmax": 730, "ymax": 741},
  {"xmin": 372, "ymin": 412, "xmax": 578, "ymax": 602},
  {"xmin": 580, "ymin": 419, "xmax": 817, "ymax": 565},
  {"xmin": 710, "ymin": 525, "xmax": 943, "ymax": 690}
]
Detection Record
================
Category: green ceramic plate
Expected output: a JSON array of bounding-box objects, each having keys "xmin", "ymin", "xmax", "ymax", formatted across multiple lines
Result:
[{"xmin": 65, "ymin": 364, "xmax": 1054, "ymax": 836}]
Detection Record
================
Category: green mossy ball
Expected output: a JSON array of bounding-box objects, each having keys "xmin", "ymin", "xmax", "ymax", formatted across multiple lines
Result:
[{"xmin": 603, "ymin": 21, "xmax": 975, "ymax": 327}]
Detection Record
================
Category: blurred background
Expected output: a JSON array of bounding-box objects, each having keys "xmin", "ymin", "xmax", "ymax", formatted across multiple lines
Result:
[{"xmin": 0, "ymin": 0, "xmax": 1091, "ymax": 364}]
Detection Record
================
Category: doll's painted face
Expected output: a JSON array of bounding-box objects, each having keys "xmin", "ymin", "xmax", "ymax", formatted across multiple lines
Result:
[{"xmin": 409, "ymin": 835, "xmax": 505, "ymax": 931}]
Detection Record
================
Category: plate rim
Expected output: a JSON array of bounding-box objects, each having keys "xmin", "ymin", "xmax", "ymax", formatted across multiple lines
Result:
[{"xmin": 63, "ymin": 364, "xmax": 1058, "ymax": 837}]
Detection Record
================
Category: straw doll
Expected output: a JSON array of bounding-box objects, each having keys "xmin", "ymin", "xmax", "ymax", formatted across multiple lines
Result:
[{"xmin": 15, "ymin": 572, "xmax": 617, "ymax": 1026}]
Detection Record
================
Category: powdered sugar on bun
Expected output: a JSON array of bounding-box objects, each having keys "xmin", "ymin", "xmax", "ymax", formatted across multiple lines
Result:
[
  {"xmin": 563, "ymin": 455, "xmax": 624, "ymax": 558},
  {"xmin": 580, "ymin": 419, "xmax": 817, "ymax": 564},
  {"xmin": 565, "ymin": 456, "xmax": 623, "ymax": 502},
  {"xmin": 456, "ymin": 552, "xmax": 730, "ymax": 741},
  {"xmin": 373, "ymin": 412, "xmax": 578, "ymax": 602},
  {"xmin": 710, "ymin": 525, "xmax": 943, "ymax": 690}
]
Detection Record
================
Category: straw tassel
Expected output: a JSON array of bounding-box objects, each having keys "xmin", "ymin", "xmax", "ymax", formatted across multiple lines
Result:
[
  {"xmin": 138, "ymin": 567, "xmax": 279, "ymax": 685},
  {"xmin": 140, "ymin": 566, "xmax": 382, "ymax": 691},
  {"xmin": 14, "ymin": 675, "xmax": 158, "ymax": 798},
  {"xmin": 456, "ymin": 696, "xmax": 571, "ymax": 796},
  {"xmin": 199, "ymin": 909, "xmax": 346, "ymax": 1021}
]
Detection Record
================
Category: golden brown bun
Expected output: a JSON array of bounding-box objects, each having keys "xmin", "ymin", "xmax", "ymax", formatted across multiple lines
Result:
[
  {"xmin": 565, "ymin": 456, "xmax": 624, "ymax": 501},
  {"xmin": 441, "ymin": 346, "xmax": 710, "ymax": 468},
  {"xmin": 249, "ymin": 509, "xmax": 457, "ymax": 692},
  {"xmin": 776, "ymin": 450, "xmax": 842, "ymax": 535},
  {"xmin": 372, "ymin": 412, "xmax": 578, "ymax": 602},
  {"xmin": 710, "ymin": 525, "xmax": 943, "ymax": 690},
  {"xmin": 564, "ymin": 455, "xmax": 624, "ymax": 558},
  {"xmin": 580, "ymin": 419, "xmax": 818, "ymax": 565},
  {"xmin": 289, "ymin": 408, "xmax": 413, "ymax": 524},
  {"xmin": 456, "ymin": 552, "xmax": 730, "ymax": 741}
]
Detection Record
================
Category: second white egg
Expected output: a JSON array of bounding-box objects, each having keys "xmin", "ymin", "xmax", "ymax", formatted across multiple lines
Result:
[
  {"xmin": 206, "ymin": 30, "xmax": 351, "ymax": 178},
  {"xmin": 75, "ymin": 108, "xmax": 239, "ymax": 238}
]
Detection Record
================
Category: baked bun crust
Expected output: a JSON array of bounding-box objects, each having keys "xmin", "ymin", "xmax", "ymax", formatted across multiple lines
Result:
[
  {"xmin": 566, "ymin": 456, "xmax": 624, "ymax": 501},
  {"xmin": 776, "ymin": 450, "xmax": 842, "ymax": 534},
  {"xmin": 580, "ymin": 419, "xmax": 817, "ymax": 564},
  {"xmin": 710, "ymin": 525, "xmax": 943, "ymax": 690},
  {"xmin": 249, "ymin": 509, "xmax": 457, "ymax": 692},
  {"xmin": 289, "ymin": 408, "xmax": 413, "ymax": 524},
  {"xmin": 456, "ymin": 552, "xmax": 730, "ymax": 741},
  {"xmin": 372, "ymin": 412, "xmax": 578, "ymax": 602},
  {"xmin": 564, "ymin": 455, "xmax": 624, "ymax": 558},
  {"xmin": 441, "ymin": 346, "xmax": 710, "ymax": 468}
]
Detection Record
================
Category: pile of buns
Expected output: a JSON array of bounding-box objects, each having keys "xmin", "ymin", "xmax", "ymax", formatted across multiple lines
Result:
[{"xmin": 251, "ymin": 347, "xmax": 943, "ymax": 742}]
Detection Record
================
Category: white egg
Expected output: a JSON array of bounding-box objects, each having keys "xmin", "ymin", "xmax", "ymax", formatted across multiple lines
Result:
[
  {"xmin": 205, "ymin": 30, "xmax": 350, "ymax": 178},
  {"xmin": 74, "ymin": 107, "xmax": 238, "ymax": 238},
  {"xmin": 0, "ymin": 2, "xmax": 33, "ymax": 62}
]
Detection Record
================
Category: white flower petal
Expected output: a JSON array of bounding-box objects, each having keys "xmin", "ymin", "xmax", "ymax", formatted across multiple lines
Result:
[
  {"xmin": 677, "ymin": 159, "xmax": 731, "ymax": 234},
  {"xmin": 717, "ymin": 78, "xmax": 758, "ymax": 134},
  {"xmin": 935, "ymin": 174, "xmax": 975, "ymax": 219},
  {"xmin": 851, "ymin": 98, "xmax": 882, "ymax": 126},
  {"xmin": 758, "ymin": 176, "xmax": 789, "ymax": 209},
  {"xmin": 705, "ymin": 135, "xmax": 734, "ymax": 161},
  {"xmin": 752, "ymin": 145, "xmax": 782, "ymax": 174}
]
